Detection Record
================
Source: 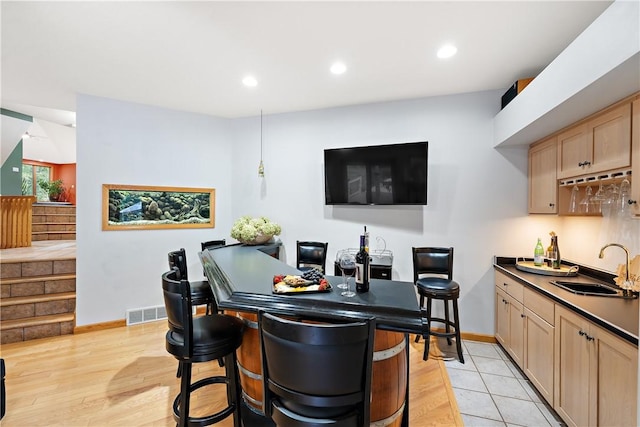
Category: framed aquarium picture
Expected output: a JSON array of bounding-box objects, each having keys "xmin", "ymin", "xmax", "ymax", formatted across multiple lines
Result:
[{"xmin": 102, "ymin": 184, "xmax": 215, "ymax": 230}]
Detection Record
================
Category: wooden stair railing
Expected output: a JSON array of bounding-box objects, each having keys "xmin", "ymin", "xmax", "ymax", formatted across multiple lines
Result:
[{"xmin": 0, "ymin": 196, "xmax": 36, "ymax": 249}]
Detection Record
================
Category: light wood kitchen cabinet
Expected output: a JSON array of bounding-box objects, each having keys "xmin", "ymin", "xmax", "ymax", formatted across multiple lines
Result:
[
  {"xmin": 522, "ymin": 288, "xmax": 554, "ymax": 403},
  {"xmin": 554, "ymin": 304, "xmax": 637, "ymax": 427},
  {"xmin": 631, "ymin": 98, "xmax": 640, "ymax": 216},
  {"xmin": 495, "ymin": 271, "xmax": 555, "ymax": 404},
  {"xmin": 495, "ymin": 286, "xmax": 524, "ymax": 366},
  {"xmin": 528, "ymin": 137, "xmax": 557, "ymax": 213},
  {"xmin": 557, "ymin": 103, "xmax": 631, "ymax": 179}
]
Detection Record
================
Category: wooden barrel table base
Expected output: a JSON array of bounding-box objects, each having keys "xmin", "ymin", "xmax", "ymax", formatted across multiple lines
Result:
[{"xmin": 231, "ymin": 311, "xmax": 408, "ymax": 425}]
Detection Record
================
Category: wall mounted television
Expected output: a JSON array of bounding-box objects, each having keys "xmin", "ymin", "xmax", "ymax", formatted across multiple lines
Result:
[{"xmin": 324, "ymin": 141, "xmax": 428, "ymax": 205}]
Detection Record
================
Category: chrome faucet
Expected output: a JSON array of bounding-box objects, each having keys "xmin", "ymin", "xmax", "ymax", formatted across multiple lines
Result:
[{"xmin": 599, "ymin": 243, "xmax": 631, "ymax": 291}]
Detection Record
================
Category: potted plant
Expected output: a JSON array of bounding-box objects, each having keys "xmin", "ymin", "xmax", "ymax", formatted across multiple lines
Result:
[{"xmin": 38, "ymin": 179, "xmax": 65, "ymax": 202}]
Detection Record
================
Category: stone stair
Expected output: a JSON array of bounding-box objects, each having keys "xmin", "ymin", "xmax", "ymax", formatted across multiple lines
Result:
[
  {"xmin": 0, "ymin": 257, "xmax": 76, "ymax": 344},
  {"xmin": 32, "ymin": 203, "xmax": 76, "ymax": 241}
]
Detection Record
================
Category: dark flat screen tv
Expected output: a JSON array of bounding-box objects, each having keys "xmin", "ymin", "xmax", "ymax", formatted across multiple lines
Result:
[{"xmin": 324, "ymin": 141, "xmax": 428, "ymax": 205}]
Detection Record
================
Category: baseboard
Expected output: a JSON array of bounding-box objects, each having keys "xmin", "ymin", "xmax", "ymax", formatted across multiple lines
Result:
[
  {"xmin": 461, "ymin": 331, "xmax": 496, "ymax": 343},
  {"xmin": 425, "ymin": 327, "xmax": 496, "ymax": 344},
  {"xmin": 74, "ymin": 319, "xmax": 126, "ymax": 334}
]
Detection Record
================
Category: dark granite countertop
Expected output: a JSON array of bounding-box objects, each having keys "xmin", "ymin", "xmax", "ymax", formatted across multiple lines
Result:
[
  {"xmin": 494, "ymin": 256, "xmax": 638, "ymax": 345},
  {"xmin": 200, "ymin": 244, "xmax": 422, "ymax": 334}
]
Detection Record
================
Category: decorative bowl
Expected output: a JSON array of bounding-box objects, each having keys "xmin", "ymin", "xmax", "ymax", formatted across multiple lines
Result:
[{"xmin": 238, "ymin": 233, "xmax": 273, "ymax": 246}]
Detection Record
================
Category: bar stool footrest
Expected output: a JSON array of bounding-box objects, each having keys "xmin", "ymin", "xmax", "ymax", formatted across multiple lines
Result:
[{"xmin": 173, "ymin": 376, "xmax": 236, "ymax": 427}]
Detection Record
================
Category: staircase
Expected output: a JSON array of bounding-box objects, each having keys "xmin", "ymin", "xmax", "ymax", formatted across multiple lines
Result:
[
  {"xmin": 0, "ymin": 246, "xmax": 76, "ymax": 344},
  {"xmin": 32, "ymin": 203, "xmax": 76, "ymax": 241}
]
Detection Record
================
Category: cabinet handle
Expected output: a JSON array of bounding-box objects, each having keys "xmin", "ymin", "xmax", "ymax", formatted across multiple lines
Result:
[
  {"xmin": 578, "ymin": 161, "xmax": 591, "ymax": 167},
  {"xmin": 586, "ymin": 334, "xmax": 595, "ymax": 342},
  {"xmin": 629, "ymin": 199, "xmax": 637, "ymax": 205},
  {"xmin": 549, "ymin": 203, "xmax": 555, "ymax": 207},
  {"xmin": 520, "ymin": 314, "xmax": 525, "ymax": 318},
  {"xmin": 578, "ymin": 330, "xmax": 586, "ymax": 336}
]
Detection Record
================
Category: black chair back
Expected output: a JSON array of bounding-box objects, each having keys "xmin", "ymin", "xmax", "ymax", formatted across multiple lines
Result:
[
  {"xmin": 162, "ymin": 268, "xmax": 193, "ymax": 359},
  {"xmin": 296, "ymin": 241, "xmax": 328, "ymax": 273},
  {"xmin": 201, "ymin": 239, "xmax": 226, "ymax": 251},
  {"xmin": 259, "ymin": 312, "xmax": 375, "ymax": 426},
  {"xmin": 168, "ymin": 248, "xmax": 188, "ymax": 281},
  {"xmin": 412, "ymin": 247, "xmax": 454, "ymax": 282}
]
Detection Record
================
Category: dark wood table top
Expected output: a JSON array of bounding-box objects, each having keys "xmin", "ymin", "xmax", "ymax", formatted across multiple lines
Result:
[{"xmin": 200, "ymin": 244, "xmax": 422, "ymax": 333}]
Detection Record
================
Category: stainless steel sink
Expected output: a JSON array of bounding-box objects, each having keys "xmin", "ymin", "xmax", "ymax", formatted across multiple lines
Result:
[{"xmin": 549, "ymin": 280, "xmax": 635, "ymax": 298}]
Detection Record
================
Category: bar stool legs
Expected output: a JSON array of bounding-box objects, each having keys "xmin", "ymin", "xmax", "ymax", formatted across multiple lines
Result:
[
  {"xmin": 417, "ymin": 295, "xmax": 464, "ymax": 363},
  {"xmin": 173, "ymin": 352, "xmax": 241, "ymax": 427}
]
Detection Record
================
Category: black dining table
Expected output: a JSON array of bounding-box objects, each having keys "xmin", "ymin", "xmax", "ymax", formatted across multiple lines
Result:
[{"xmin": 199, "ymin": 243, "xmax": 423, "ymax": 427}]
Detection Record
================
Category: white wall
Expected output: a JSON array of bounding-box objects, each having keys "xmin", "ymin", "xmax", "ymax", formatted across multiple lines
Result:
[
  {"xmin": 229, "ymin": 90, "xmax": 565, "ymax": 334},
  {"xmin": 76, "ymin": 95, "xmax": 233, "ymax": 326},
  {"xmin": 75, "ymin": 90, "xmax": 639, "ymax": 335}
]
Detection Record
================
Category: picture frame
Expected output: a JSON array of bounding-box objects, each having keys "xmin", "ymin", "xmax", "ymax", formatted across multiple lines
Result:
[{"xmin": 102, "ymin": 184, "xmax": 215, "ymax": 231}]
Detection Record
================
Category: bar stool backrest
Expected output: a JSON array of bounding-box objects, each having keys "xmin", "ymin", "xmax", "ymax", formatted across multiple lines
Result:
[
  {"xmin": 296, "ymin": 241, "xmax": 329, "ymax": 273},
  {"xmin": 162, "ymin": 268, "xmax": 193, "ymax": 358},
  {"xmin": 259, "ymin": 312, "xmax": 375, "ymax": 426},
  {"xmin": 412, "ymin": 247, "xmax": 454, "ymax": 282},
  {"xmin": 168, "ymin": 248, "xmax": 188, "ymax": 281}
]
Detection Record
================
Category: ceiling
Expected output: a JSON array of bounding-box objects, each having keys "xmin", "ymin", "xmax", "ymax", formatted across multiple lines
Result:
[{"xmin": 1, "ymin": 1, "xmax": 613, "ymax": 126}]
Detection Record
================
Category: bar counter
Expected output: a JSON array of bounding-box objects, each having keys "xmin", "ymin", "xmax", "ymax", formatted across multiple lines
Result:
[{"xmin": 200, "ymin": 244, "xmax": 422, "ymax": 426}]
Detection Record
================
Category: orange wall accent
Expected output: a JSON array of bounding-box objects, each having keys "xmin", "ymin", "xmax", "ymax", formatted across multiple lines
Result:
[
  {"xmin": 23, "ymin": 160, "xmax": 77, "ymax": 205},
  {"xmin": 57, "ymin": 164, "xmax": 76, "ymax": 205}
]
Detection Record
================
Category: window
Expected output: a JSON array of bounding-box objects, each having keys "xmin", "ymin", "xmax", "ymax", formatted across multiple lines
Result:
[{"xmin": 22, "ymin": 164, "xmax": 51, "ymax": 201}]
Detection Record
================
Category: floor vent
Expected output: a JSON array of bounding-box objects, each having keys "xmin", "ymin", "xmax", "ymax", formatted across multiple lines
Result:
[{"xmin": 126, "ymin": 305, "xmax": 168, "ymax": 326}]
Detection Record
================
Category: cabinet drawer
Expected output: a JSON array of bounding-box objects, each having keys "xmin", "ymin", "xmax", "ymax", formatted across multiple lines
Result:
[
  {"xmin": 495, "ymin": 271, "xmax": 524, "ymax": 302},
  {"xmin": 524, "ymin": 287, "xmax": 554, "ymax": 325}
]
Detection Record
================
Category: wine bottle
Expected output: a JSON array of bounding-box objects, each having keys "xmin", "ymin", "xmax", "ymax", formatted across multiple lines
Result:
[
  {"xmin": 355, "ymin": 235, "xmax": 370, "ymax": 293},
  {"xmin": 546, "ymin": 236, "xmax": 554, "ymax": 268},
  {"xmin": 363, "ymin": 226, "xmax": 370, "ymax": 254},
  {"xmin": 551, "ymin": 236, "xmax": 561, "ymax": 269},
  {"xmin": 534, "ymin": 238, "xmax": 544, "ymax": 266}
]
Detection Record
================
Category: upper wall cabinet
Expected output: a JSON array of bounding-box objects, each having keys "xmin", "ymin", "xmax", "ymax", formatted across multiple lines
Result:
[
  {"xmin": 631, "ymin": 98, "xmax": 640, "ymax": 216},
  {"xmin": 557, "ymin": 103, "xmax": 631, "ymax": 179},
  {"xmin": 529, "ymin": 137, "xmax": 557, "ymax": 214}
]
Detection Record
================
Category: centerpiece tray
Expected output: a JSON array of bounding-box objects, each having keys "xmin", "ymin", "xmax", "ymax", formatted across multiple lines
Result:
[
  {"xmin": 272, "ymin": 274, "xmax": 331, "ymax": 294},
  {"xmin": 515, "ymin": 260, "xmax": 578, "ymax": 277}
]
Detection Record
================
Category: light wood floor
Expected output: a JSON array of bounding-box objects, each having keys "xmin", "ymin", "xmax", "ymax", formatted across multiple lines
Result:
[
  {"xmin": 0, "ymin": 240, "xmax": 76, "ymax": 262},
  {"xmin": 0, "ymin": 320, "xmax": 462, "ymax": 426}
]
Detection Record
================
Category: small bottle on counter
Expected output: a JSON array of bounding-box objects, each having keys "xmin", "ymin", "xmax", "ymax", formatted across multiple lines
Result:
[
  {"xmin": 355, "ymin": 235, "xmax": 370, "ymax": 293},
  {"xmin": 546, "ymin": 233, "xmax": 555, "ymax": 268},
  {"xmin": 551, "ymin": 235, "xmax": 561, "ymax": 269},
  {"xmin": 534, "ymin": 238, "xmax": 544, "ymax": 266}
]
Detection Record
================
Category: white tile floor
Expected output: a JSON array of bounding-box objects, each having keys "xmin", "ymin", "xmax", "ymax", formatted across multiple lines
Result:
[{"xmin": 437, "ymin": 339, "xmax": 566, "ymax": 427}]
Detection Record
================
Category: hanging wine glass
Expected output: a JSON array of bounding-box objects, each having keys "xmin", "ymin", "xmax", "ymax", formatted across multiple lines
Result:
[
  {"xmin": 579, "ymin": 186, "xmax": 594, "ymax": 213},
  {"xmin": 591, "ymin": 181, "xmax": 606, "ymax": 213},
  {"xmin": 619, "ymin": 178, "xmax": 631, "ymax": 216},
  {"xmin": 569, "ymin": 185, "xmax": 579, "ymax": 213}
]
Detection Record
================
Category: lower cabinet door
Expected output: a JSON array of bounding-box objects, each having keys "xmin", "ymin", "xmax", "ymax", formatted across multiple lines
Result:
[
  {"xmin": 523, "ymin": 308, "xmax": 554, "ymax": 403},
  {"xmin": 508, "ymin": 298, "xmax": 525, "ymax": 368},
  {"xmin": 594, "ymin": 326, "xmax": 638, "ymax": 427},
  {"xmin": 554, "ymin": 306, "xmax": 592, "ymax": 427}
]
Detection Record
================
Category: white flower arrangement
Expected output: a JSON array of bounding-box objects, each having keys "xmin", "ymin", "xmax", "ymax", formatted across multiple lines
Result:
[{"xmin": 230, "ymin": 215, "xmax": 281, "ymax": 244}]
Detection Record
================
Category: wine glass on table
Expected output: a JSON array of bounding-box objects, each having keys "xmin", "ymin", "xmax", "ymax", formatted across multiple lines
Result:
[
  {"xmin": 336, "ymin": 250, "xmax": 348, "ymax": 290},
  {"xmin": 339, "ymin": 251, "xmax": 356, "ymax": 297}
]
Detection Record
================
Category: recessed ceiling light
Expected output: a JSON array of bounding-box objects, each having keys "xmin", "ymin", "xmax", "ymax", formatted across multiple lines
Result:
[
  {"xmin": 22, "ymin": 132, "xmax": 30, "ymax": 139},
  {"xmin": 242, "ymin": 76, "xmax": 258, "ymax": 87},
  {"xmin": 330, "ymin": 62, "xmax": 347, "ymax": 75},
  {"xmin": 437, "ymin": 44, "xmax": 457, "ymax": 59}
]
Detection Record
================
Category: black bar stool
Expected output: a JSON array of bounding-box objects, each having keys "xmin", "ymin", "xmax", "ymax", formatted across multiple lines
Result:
[
  {"xmin": 162, "ymin": 268, "xmax": 244, "ymax": 427},
  {"xmin": 412, "ymin": 247, "xmax": 464, "ymax": 363}
]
